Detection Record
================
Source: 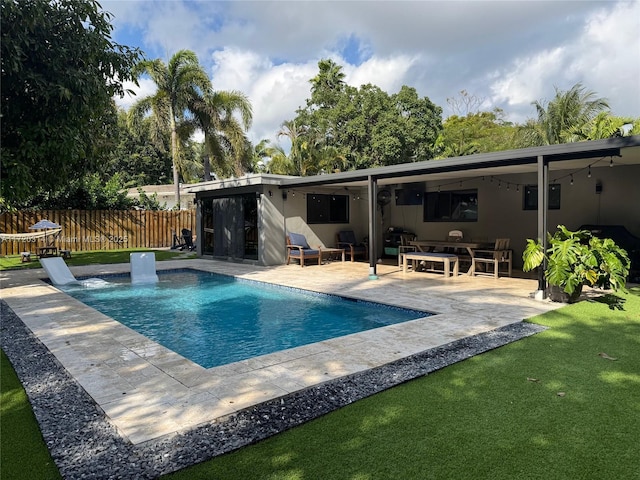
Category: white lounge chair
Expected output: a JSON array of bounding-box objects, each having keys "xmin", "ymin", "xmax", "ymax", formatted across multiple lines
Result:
[
  {"xmin": 40, "ymin": 257, "xmax": 109, "ymax": 287},
  {"xmin": 130, "ymin": 252, "xmax": 159, "ymax": 284}
]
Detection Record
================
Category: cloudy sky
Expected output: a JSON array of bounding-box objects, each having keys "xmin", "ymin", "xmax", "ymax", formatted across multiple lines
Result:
[{"xmin": 106, "ymin": 0, "xmax": 640, "ymax": 146}]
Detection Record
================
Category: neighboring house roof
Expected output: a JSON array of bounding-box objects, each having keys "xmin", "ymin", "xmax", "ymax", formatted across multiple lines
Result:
[{"xmin": 126, "ymin": 184, "xmax": 196, "ymax": 196}]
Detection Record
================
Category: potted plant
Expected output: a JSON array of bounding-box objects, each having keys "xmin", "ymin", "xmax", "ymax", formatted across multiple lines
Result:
[{"xmin": 522, "ymin": 225, "xmax": 631, "ymax": 303}]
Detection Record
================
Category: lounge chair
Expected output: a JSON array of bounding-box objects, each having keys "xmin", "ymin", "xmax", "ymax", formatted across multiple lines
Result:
[
  {"xmin": 286, "ymin": 233, "xmax": 321, "ymax": 267},
  {"xmin": 336, "ymin": 230, "xmax": 368, "ymax": 262},
  {"xmin": 130, "ymin": 252, "xmax": 159, "ymax": 284},
  {"xmin": 40, "ymin": 257, "xmax": 108, "ymax": 287},
  {"xmin": 472, "ymin": 238, "xmax": 512, "ymax": 278}
]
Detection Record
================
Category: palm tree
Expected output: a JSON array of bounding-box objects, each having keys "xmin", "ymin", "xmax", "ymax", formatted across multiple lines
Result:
[
  {"xmin": 528, "ymin": 82, "xmax": 609, "ymax": 145},
  {"xmin": 276, "ymin": 120, "xmax": 313, "ymax": 176},
  {"xmin": 261, "ymin": 144, "xmax": 292, "ymax": 175},
  {"xmin": 569, "ymin": 112, "xmax": 636, "ymax": 141},
  {"xmin": 251, "ymin": 139, "xmax": 273, "ymax": 173},
  {"xmin": 130, "ymin": 50, "xmax": 211, "ymax": 207},
  {"xmin": 190, "ymin": 90, "xmax": 253, "ymax": 179},
  {"xmin": 309, "ymin": 58, "xmax": 346, "ymax": 108}
]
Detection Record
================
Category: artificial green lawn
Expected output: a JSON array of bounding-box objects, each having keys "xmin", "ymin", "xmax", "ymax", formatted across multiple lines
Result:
[
  {"xmin": 0, "ymin": 248, "xmax": 195, "ymax": 271},
  {"xmin": 2, "ymin": 289, "xmax": 638, "ymax": 480},
  {"xmin": 0, "ymin": 350, "xmax": 61, "ymax": 480},
  {"xmin": 164, "ymin": 290, "xmax": 640, "ymax": 480}
]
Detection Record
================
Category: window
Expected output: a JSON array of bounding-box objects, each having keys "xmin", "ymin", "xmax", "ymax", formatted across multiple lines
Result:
[
  {"xmin": 424, "ymin": 189, "xmax": 478, "ymax": 222},
  {"xmin": 307, "ymin": 194, "xmax": 349, "ymax": 224},
  {"xmin": 395, "ymin": 183, "xmax": 424, "ymax": 205},
  {"xmin": 523, "ymin": 184, "xmax": 561, "ymax": 210}
]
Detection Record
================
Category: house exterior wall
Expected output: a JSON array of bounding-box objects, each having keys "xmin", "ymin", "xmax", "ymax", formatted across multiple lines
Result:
[
  {"xmin": 283, "ymin": 188, "xmax": 368, "ymax": 247},
  {"xmin": 259, "ymin": 188, "xmax": 286, "ymax": 266},
  {"xmin": 126, "ymin": 185, "xmax": 195, "ymax": 210},
  {"xmin": 196, "ymin": 162, "xmax": 639, "ymax": 269},
  {"xmin": 259, "ymin": 187, "xmax": 371, "ymax": 265},
  {"xmin": 383, "ymin": 164, "xmax": 640, "ymax": 268}
]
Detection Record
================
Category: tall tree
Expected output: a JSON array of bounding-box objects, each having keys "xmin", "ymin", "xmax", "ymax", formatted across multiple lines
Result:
[
  {"xmin": 526, "ymin": 82, "xmax": 610, "ymax": 145},
  {"xmin": 130, "ymin": 50, "xmax": 211, "ymax": 207},
  {"xmin": 1, "ymin": 0, "xmax": 141, "ymax": 207},
  {"xmin": 291, "ymin": 60, "xmax": 443, "ymax": 173},
  {"xmin": 107, "ymin": 109, "xmax": 172, "ymax": 187},
  {"xmin": 250, "ymin": 139, "xmax": 274, "ymax": 173},
  {"xmin": 568, "ymin": 112, "xmax": 637, "ymax": 141},
  {"xmin": 309, "ymin": 58, "xmax": 346, "ymax": 109},
  {"xmin": 446, "ymin": 90, "xmax": 486, "ymax": 117},
  {"xmin": 190, "ymin": 90, "xmax": 253, "ymax": 179},
  {"xmin": 275, "ymin": 120, "xmax": 312, "ymax": 176},
  {"xmin": 435, "ymin": 109, "xmax": 517, "ymax": 158}
]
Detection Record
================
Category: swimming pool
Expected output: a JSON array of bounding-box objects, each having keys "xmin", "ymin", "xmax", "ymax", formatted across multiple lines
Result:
[{"xmin": 61, "ymin": 269, "xmax": 431, "ymax": 368}]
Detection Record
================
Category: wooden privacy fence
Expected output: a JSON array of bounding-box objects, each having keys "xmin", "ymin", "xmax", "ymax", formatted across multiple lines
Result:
[{"xmin": 0, "ymin": 210, "xmax": 196, "ymax": 256}]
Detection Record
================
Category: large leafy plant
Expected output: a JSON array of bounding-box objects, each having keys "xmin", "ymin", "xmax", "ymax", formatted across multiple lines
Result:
[{"xmin": 523, "ymin": 225, "xmax": 630, "ymax": 302}]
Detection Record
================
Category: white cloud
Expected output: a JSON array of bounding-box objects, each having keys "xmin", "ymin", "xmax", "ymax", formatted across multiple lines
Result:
[
  {"xmin": 210, "ymin": 48, "xmax": 318, "ymax": 144},
  {"xmin": 574, "ymin": 1, "xmax": 640, "ymax": 118},
  {"xmin": 489, "ymin": 47, "xmax": 566, "ymax": 111},
  {"xmin": 487, "ymin": 1, "xmax": 640, "ymax": 122},
  {"xmin": 209, "ymin": 49, "xmax": 424, "ymax": 145},
  {"xmin": 345, "ymin": 55, "xmax": 419, "ymax": 92},
  {"xmin": 109, "ymin": 0, "xmax": 639, "ymax": 142},
  {"xmin": 114, "ymin": 77, "xmax": 157, "ymax": 110}
]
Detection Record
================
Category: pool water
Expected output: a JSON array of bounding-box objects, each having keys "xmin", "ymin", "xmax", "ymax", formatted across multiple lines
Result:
[{"xmin": 61, "ymin": 270, "xmax": 431, "ymax": 368}]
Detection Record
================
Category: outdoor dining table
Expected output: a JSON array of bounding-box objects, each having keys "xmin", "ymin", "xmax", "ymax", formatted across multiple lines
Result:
[{"xmin": 408, "ymin": 240, "xmax": 494, "ymax": 275}]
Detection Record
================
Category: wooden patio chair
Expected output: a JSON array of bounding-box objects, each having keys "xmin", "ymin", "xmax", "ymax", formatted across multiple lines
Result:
[
  {"xmin": 286, "ymin": 232, "xmax": 322, "ymax": 267},
  {"xmin": 336, "ymin": 230, "xmax": 368, "ymax": 262},
  {"xmin": 472, "ymin": 238, "xmax": 512, "ymax": 278}
]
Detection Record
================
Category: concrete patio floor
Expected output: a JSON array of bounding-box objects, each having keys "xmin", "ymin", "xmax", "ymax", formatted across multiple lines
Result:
[{"xmin": 1, "ymin": 258, "xmax": 562, "ymax": 446}]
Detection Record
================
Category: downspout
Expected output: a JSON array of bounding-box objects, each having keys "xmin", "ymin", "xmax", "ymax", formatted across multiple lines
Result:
[
  {"xmin": 536, "ymin": 155, "xmax": 548, "ymax": 298},
  {"xmin": 368, "ymin": 175, "xmax": 378, "ymax": 279}
]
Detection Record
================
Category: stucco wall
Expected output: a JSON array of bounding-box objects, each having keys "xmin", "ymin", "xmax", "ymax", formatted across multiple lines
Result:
[
  {"xmin": 263, "ymin": 165, "xmax": 640, "ymax": 266},
  {"xmin": 262, "ymin": 187, "xmax": 371, "ymax": 264},
  {"xmin": 221, "ymin": 164, "xmax": 639, "ymax": 268},
  {"xmin": 259, "ymin": 188, "xmax": 286, "ymax": 266},
  {"xmin": 383, "ymin": 164, "xmax": 640, "ymax": 268}
]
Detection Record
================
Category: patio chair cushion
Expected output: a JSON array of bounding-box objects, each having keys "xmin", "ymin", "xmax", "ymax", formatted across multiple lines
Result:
[
  {"xmin": 288, "ymin": 248, "xmax": 320, "ymax": 257},
  {"xmin": 288, "ymin": 232, "xmax": 310, "ymax": 249}
]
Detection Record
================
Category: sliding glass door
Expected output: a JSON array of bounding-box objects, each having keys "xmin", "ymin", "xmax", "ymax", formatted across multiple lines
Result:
[{"xmin": 201, "ymin": 193, "xmax": 258, "ymax": 260}]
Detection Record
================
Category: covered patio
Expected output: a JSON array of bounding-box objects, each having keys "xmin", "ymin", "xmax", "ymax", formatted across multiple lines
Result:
[{"xmin": 190, "ymin": 136, "xmax": 640, "ymax": 297}]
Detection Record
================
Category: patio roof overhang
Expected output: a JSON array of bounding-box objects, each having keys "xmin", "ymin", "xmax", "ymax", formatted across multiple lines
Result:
[
  {"xmin": 278, "ymin": 136, "xmax": 640, "ymax": 189},
  {"xmin": 279, "ymin": 135, "xmax": 640, "ymax": 286}
]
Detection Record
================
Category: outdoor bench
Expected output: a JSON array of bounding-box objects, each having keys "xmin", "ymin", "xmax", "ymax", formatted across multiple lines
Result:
[{"xmin": 402, "ymin": 252, "xmax": 459, "ymax": 278}]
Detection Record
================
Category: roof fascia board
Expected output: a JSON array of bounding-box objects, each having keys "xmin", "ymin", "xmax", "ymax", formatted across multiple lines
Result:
[
  {"xmin": 187, "ymin": 174, "xmax": 295, "ymax": 193},
  {"xmin": 195, "ymin": 184, "xmax": 261, "ymax": 198}
]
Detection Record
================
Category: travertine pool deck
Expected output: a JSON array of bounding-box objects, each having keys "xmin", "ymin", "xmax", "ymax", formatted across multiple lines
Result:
[{"xmin": 1, "ymin": 258, "xmax": 561, "ymax": 447}]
